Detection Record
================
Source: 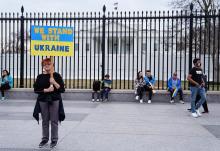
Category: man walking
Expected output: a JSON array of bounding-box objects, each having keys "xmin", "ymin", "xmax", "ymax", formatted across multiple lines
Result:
[{"xmin": 187, "ymin": 58, "xmax": 206, "ymax": 118}]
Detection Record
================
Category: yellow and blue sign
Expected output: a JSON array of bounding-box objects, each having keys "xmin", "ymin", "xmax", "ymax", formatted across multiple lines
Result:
[{"xmin": 31, "ymin": 26, "xmax": 74, "ymax": 56}]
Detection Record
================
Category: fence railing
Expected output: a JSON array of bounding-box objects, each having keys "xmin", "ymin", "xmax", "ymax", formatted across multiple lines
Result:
[{"xmin": 0, "ymin": 5, "xmax": 219, "ymax": 90}]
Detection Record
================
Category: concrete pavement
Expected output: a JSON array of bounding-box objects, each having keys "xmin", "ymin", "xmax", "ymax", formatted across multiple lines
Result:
[{"xmin": 0, "ymin": 99, "xmax": 220, "ymax": 151}]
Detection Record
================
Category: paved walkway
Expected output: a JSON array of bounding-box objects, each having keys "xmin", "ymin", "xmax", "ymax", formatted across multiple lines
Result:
[{"xmin": 0, "ymin": 99, "xmax": 220, "ymax": 151}]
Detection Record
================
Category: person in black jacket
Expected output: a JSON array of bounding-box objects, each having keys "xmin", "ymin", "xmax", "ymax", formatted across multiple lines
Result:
[
  {"xmin": 33, "ymin": 58, "xmax": 65, "ymax": 148},
  {"xmin": 92, "ymin": 80, "xmax": 101, "ymax": 102}
]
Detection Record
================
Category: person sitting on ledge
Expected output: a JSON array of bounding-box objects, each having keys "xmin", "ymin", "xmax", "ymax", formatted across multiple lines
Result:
[
  {"xmin": 167, "ymin": 72, "xmax": 184, "ymax": 104},
  {"xmin": 135, "ymin": 71, "xmax": 146, "ymax": 103},
  {"xmin": 0, "ymin": 70, "xmax": 13, "ymax": 101},
  {"xmin": 101, "ymin": 74, "xmax": 112, "ymax": 102},
  {"xmin": 143, "ymin": 70, "xmax": 156, "ymax": 104}
]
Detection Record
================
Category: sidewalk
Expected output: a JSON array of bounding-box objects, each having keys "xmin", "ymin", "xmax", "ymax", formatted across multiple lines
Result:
[{"xmin": 0, "ymin": 99, "xmax": 220, "ymax": 151}]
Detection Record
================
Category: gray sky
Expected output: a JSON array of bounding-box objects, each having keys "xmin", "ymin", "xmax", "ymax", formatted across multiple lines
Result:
[{"xmin": 0, "ymin": 0, "xmax": 172, "ymax": 13}]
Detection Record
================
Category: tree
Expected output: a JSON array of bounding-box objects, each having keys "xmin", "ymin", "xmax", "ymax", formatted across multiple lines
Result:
[
  {"xmin": 169, "ymin": 0, "xmax": 220, "ymax": 86},
  {"xmin": 0, "ymin": 31, "xmax": 30, "ymax": 54},
  {"xmin": 169, "ymin": 0, "xmax": 219, "ymax": 12}
]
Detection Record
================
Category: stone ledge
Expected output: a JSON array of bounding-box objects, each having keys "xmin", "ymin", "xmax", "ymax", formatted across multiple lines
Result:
[
  {"xmin": 7, "ymin": 88, "xmax": 220, "ymax": 94},
  {"xmin": 4, "ymin": 88, "xmax": 220, "ymax": 102}
]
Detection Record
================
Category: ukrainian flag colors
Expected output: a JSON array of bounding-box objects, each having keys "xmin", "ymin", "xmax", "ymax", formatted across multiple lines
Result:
[
  {"xmin": 172, "ymin": 88, "xmax": 178, "ymax": 98},
  {"xmin": 31, "ymin": 26, "xmax": 74, "ymax": 56}
]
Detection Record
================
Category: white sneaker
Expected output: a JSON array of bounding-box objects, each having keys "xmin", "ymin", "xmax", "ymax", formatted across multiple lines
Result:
[
  {"xmin": 135, "ymin": 96, "xmax": 139, "ymax": 100},
  {"xmin": 196, "ymin": 110, "xmax": 202, "ymax": 117},
  {"xmin": 96, "ymin": 99, "xmax": 100, "ymax": 102},
  {"xmin": 179, "ymin": 100, "xmax": 185, "ymax": 104},
  {"xmin": 148, "ymin": 100, "xmax": 151, "ymax": 104},
  {"xmin": 92, "ymin": 99, "xmax": 95, "ymax": 102},
  {"xmin": 1, "ymin": 97, "xmax": 5, "ymax": 101},
  {"xmin": 192, "ymin": 112, "xmax": 198, "ymax": 118},
  {"xmin": 140, "ymin": 99, "xmax": 143, "ymax": 103},
  {"xmin": 170, "ymin": 100, "xmax": 174, "ymax": 103}
]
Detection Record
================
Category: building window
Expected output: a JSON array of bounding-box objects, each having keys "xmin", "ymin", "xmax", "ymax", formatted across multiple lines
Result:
[
  {"xmin": 120, "ymin": 37, "xmax": 133, "ymax": 54},
  {"xmin": 86, "ymin": 43, "xmax": 90, "ymax": 51},
  {"xmin": 108, "ymin": 37, "xmax": 119, "ymax": 54},
  {"xmin": 74, "ymin": 43, "xmax": 79, "ymax": 51},
  {"xmin": 154, "ymin": 42, "xmax": 158, "ymax": 51},
  {"xmin": 142, "ymin": 43, "xmax": 146, "ymax": 54}
]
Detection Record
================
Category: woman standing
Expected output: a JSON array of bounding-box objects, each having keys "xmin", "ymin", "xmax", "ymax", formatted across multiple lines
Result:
[
  {"xmin": 0, "ymin": 70, "xmax": 13, "ymax": 101},
  {"xmin": 33, "ymin": 58, "xmax": 65, "ymax": 148}
]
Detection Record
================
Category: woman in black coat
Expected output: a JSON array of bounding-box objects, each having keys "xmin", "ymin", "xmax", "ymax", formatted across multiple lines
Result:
[{"xmin": 33, "ymin": 58, "xmax": 65, "ymax": 148}]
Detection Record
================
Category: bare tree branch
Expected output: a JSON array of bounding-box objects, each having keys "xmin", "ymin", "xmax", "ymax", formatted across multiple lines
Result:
[{"xmin": 169, "ymin": 0, "xmax": 219, "ymax": 12}]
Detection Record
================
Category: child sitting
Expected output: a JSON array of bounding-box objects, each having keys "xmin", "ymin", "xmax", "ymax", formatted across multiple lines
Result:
[
  {"xmin": 92, "ymin": 80, "xmax": 101, "ymax": 102},
  {"xmin": 101, "ymin": 74, "xmax": 112, "ymax": 101}
]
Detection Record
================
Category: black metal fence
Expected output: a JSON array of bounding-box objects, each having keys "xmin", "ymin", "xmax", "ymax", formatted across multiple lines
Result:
[{"xmin": 0, "ymin": 5, "xmax": 220, "ymax": 90}]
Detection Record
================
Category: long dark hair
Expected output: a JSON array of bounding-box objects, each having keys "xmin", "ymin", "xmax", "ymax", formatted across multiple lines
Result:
[
  {"xmin": 2, "ymin": 70, "xmax": 10, "ymax": 78},
  {"xmin": 137, "ymin": 71, "xmax": 143, "ymax": 80}
]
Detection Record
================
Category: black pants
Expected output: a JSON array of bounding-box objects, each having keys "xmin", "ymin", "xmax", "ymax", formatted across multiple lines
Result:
[
  {"xmin": 196, "ymin": 95, "xmax": 209, "ymax": 112},
  {"xmin": 144, "ymin": 85, "xmax": 153, "ymax": 100},
  {"xmin": 0, "ymin": 83, "xmax": 11, "ymax": 97},
  {"xmin": 168, "ymin": 88, "xmax": 183, "ymax": 100},
  {"xmin": 92, "ymin": 91, "xmax": 100, "ymax": 99},
  {"xmin": 101, "ymin": 88, "xmax": 111, "ymax": 99},
  {"xmin": 136, "ymin": 86, "xmax": 145, "ymax": 99}
]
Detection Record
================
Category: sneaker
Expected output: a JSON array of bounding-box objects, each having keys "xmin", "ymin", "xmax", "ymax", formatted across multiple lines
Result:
[
  {"xmin": 196, "ymin": 109, "xmax": 202, "ymax": 117},
  {"xmin": 135, "ymin": 96, "xmax": 139, "ymax": 100},
  {"xmin": 104, "ymin": 98, "xmax": 108, "ymax": 102},
  {"xmin": 96, "ymin": 99, "xmax": 100, "ymax": 102},
  {"xmin": 170, "ymin": 100, "xmax": 174, "ymax": 103},
  {"xmin": 39, "ymin": 140, "xmax": 48, "ymax": 148},
  {"xmin": 202, "ymin": 111, "xmax": 209, "ymax": 114},
  {"xmin": 140, "ymin": 99, "xmax": 143, "ymax": 103},
  {"xmin": 50, "ymin": 141, "xmax": 57, "ymax": 148},
  {"xmin": 191, "ymin": 112, "xmax": 198, "ymax": 118},
  {"xmin": 1, "ymin": 97, "xmax": 5, "ymax": 101},
  {"xmin": 179, "ymin": 100, "xmax": 185, "ymax": 104},
  {"xmin": 92, "ymin": 99, "xmax": 95, "ymax": 102},
  {"xmin": 148, "ymin": 100, "xmax": 151, "ymax": 104}
]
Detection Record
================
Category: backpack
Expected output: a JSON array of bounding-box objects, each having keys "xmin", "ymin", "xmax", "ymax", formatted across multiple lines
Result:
[{"xmin": 93, "ymin": 80, "xmax": 101, "ymax": 91}]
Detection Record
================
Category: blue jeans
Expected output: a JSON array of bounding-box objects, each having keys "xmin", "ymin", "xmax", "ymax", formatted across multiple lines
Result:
[
  {"xmin": 190, "ymin": 86, "xmax": 206, "ymax": 113},
  {"xmin": 101, "ymin": 88, "xmax": 111, "ymax": 99}
]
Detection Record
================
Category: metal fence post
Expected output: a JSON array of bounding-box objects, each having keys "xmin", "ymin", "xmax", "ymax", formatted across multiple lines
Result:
[
  {"xmin": 101, "ymin": 5, "xmax": 106, "ymax": 80},
  {"xmin": 20, "ymin": 6, "xmax": 24, "ymax": 88},
  {"xmin": 189, "ymin": 3, "xmax": 194, "ymax": 72}
]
